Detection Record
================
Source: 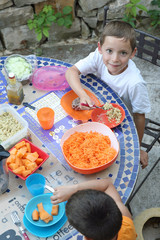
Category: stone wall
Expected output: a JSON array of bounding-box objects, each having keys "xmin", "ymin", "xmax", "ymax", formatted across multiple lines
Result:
[{"xmin": 0, "ymin": 0, "xmax": 155, "ymax": 53}]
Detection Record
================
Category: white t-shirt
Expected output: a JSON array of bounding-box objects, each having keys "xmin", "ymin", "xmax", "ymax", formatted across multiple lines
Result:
[{"xmin": 75, "ymin": 48, "xmax": 151, "ymax": 114}]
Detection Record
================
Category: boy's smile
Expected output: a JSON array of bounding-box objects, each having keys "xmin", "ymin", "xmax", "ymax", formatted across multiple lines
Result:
[{"xmin": 98, "ymin": 36, "xmax": 136, "ymax": 75}]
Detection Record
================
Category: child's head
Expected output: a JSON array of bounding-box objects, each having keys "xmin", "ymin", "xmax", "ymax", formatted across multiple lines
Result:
[
  {"xmin": 98, "ymin": 20, "xmax": 137, "ymax": 75},
  {"xmin": 100, "ymin": 20, "xmax": 136, "ymax": 52},
  {"xmin": 65, "ymin": 189, "xmax": 122, "ymax": 240}
]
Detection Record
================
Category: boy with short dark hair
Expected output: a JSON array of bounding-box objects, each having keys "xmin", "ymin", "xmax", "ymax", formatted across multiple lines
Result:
[
  {"xmin": 50, "ymin": 178, "xmax": 137, "ymax": 240},
  {"xmin": 65, "ymin": 20, "xmax": 151, "ymax": 169},
  {"xmin": 66, "ymin": 189, "xmax": 122, "ymax": 240}
]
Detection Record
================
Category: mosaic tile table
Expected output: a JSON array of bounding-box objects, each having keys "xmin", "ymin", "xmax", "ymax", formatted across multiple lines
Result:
[{"xmin": 0, "ymin": 56, "xmax": 140, "ymax": 240}]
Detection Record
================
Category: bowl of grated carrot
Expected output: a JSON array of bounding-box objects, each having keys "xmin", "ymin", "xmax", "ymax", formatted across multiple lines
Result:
[{"xmin": 60, "ymin": 122, "xmax": 119, "ymax": 174}]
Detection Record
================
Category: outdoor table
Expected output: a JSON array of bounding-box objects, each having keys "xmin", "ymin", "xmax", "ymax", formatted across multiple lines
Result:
[{"xmin": 0, "ymin": 56, "xmax": 140, "ymax": 240}]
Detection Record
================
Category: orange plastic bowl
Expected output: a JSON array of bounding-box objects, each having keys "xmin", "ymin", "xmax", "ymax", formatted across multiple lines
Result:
[
  {"xmin": 60, "ymin": 89, "xmax": 101, "ymax": 121},
  {"xmin": 60, "ymin": 122, "xmax": 119, "ymax": 174}
]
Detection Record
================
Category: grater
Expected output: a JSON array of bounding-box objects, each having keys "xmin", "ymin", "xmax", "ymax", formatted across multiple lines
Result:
[{"xmin": 11, "ymin": 211, "xmax": 30, "ymax": 240}]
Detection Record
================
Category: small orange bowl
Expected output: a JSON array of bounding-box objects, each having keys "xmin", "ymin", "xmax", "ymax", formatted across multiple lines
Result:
[{"xmin": 60, "ymin": 122, "xmax": 119, "ymax": 174}]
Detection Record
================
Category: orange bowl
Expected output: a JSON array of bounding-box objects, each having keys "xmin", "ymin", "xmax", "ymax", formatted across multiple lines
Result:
[{"xmin": 60, "ymin": 122, "xmax": 119, "ymax": 174}]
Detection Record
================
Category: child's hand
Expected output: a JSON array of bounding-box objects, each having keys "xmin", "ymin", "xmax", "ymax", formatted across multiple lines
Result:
[
  {"xmin": 140, "ymin": 149, "xmax": 148, "ymax": 169},
  {"xmin": 50, "ymin": 185, "xmax": 77, "ymax": 204},
  {"xmin": 80, "ymin": 95, "xmax": 95, "ymax": 110}
]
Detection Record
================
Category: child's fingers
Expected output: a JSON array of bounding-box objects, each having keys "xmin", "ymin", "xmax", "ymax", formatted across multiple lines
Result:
[
  {"xmin": 51, "ymin": 199, "xmax": 60, "ymax": 204},
  {"xmin": 50, "ymin": 195, "xmax": 60, "ymax": 204}
]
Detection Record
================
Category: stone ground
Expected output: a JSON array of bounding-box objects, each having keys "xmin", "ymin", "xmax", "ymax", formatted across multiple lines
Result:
[{"xmin": 8, "ymin": 39, "xmax": 160, "ymax": 239}]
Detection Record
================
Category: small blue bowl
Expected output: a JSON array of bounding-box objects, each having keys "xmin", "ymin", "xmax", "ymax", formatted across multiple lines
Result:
[
  {"xmin": 25, "ymin": 173, "xmax": 45, "ymax": 196},
  {"xmin": 24, "ymin": 193, "xmax": 65, "ymax": 227}
]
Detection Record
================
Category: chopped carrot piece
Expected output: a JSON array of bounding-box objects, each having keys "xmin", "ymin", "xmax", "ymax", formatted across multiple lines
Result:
[
  {"xmin": 22, "ymin": 169, "xmax": 32, "ymax": 177},
  {"xmin": 26, "ymin": 152, "xmax": 39, "ymax": 162},
  {"xmin": 26, "ymin": 162, "xmax": 37, "ymax": 171},
  {"xmin": 37, "ymin": 202, "xmax": 51, "ymax": 220},
  {"xmin": 13, "ymin": 166, "xmax": 25, "ymax": 175},
  {"xmin": 21, "ymin": 159, "xmax": 30, "ymax": 166},
  {"xmin": 32, "ymin": 209, "xmax": 39, "ymax": 221},
  {"xmin": 37, "ymin": 202, "xmax": 43, "ymax": 212},
  {"xmin": 26, "ymin": 142, "xmax": 31, "ymax": 153},
  {"xmin": 35, "ymin": 158, "xmax": 43, "ymax": 165},
  {"xmin": 17, "ymin": 147, "xmax": 27, "ymax": 158},
  {"xmin": 10, "ymin": 148, "xmax": 17, "ymax": 155},
  {"xmin": 43, "ymin": 215, "xmax": 53, "ymax": 223},
  {"xmin": 8, "ymin": 163, "xmax": 18, "ymax": 170},
  {"xmin": 7, "ymin": 155, "xmax": 16, "ymax": 164},
  {"xmin": 22, "ymin": 153, "xmax": 27, "ymax": 158},
  {"xmin": 15, "ymin": 156, "xmax": 22, "ymax": 167},
  {"xmin": 15, "ymin": 141, "xmax": 26, "ymax": 149},
  {"xmin": 51, "ymin": 205, "xmax": 59, "ymax": 215}
]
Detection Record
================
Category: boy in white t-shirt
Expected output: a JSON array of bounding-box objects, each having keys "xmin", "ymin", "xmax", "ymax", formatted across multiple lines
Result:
[{"xmin": 65, "ymin": 20, "xmax": 151, "ymax": 169}]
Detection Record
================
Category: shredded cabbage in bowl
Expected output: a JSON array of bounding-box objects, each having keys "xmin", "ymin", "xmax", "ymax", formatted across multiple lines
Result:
[{"xmin": 5, "ymin": 56, "xmax": 32, "ymax": 81}]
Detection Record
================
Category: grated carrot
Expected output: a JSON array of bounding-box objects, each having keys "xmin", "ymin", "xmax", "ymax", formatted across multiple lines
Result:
[{"xmin": 63, "ymin": 131, "xmax": 117, "ymax": 169}]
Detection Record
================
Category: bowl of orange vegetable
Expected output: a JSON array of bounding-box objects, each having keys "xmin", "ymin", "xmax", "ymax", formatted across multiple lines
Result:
[
  {"xmin": 60, "ymin": 122, "xmax": 119, "ymax": 174},
  {"xmin": 6, "ymin": 139, "xmax": 49, "ymax": 180},
  {"xmin": 24, "ymin": 193, "xmax": 65, "ymax": 227}
]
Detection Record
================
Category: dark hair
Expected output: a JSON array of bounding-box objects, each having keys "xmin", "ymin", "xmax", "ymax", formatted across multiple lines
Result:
[
  {"xmin": 100, "ymin": 20, "xmax": 136, "ymax": 51},
  {"xmin": 65, "ymin": 189, "xmax": 122, "ymax": 240}
]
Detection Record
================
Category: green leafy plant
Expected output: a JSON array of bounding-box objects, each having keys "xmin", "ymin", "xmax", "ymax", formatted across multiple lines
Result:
[
  {"xmin": 122, "ymin": 0, "xmax": 148, "ymax": 28},
  {"xmin": 147, "ymin": 0, "xmax": 160, "ymax": 29},
  {"xmin": 27, "ymin": 5, "xmax": 73, "ymax": 41}
]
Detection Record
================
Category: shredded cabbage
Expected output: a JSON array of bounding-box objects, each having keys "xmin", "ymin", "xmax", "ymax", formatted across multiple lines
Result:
[{"xmin": 5, "ymin": 56, "xmax": 32, "ymax": 80}]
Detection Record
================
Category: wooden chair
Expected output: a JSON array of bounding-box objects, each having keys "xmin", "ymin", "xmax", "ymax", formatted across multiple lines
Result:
[{"xmin": 103, "ymin": 6, "xmax": 160, "ymax": 206}]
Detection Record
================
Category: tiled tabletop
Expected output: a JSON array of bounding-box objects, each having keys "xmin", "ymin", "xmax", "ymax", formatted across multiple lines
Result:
[{"xmin": 0, "ymin": 56, "xmax": 140, "ymax": 240}]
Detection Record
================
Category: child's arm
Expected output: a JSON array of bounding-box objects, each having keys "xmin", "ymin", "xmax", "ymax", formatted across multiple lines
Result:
[
  {"xmin": 103, "ymin": 179, "xmax": 132, "ymax": 219},
  {"xmin": 50, "ymin": 178, "xmax": 132, "ymax": 218},
  {"xmin": 65, "ymin": 66, "xmax": 94, "ymax": 107},
  {"xmin": 133, "ymin": 113, "xmax": 148, "ymax": 169},
  {"xmin": 133, "ymin": 113, "xmax": 145, "ymax": 144},
  {"xmin": 50, "ymin": 179, "xmax": 109, "ymax": 204},
  {"xmin": 50, "ymin": 178, "xmax": 121, "ymax": 203}
]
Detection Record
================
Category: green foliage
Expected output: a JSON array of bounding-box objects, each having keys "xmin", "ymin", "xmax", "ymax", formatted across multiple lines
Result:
[
  {"xmin": 147, "ymin": 0, "xmax": 160, "ymax": 29},
  {"xmin": 150, "ymin": 0, "xmax": 160, "ymax": 7},
  {"xmin": 27, "ymin": 5, "xmax": 73, "ymax": 41},
  {"xmin": 122, "ymin": 0, "xmax": 148, "ymax": 27}
]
